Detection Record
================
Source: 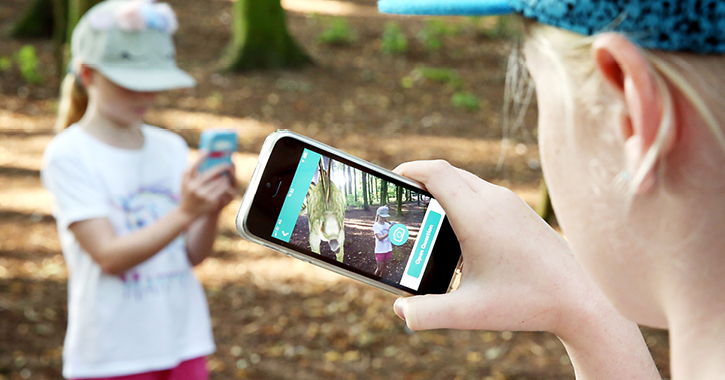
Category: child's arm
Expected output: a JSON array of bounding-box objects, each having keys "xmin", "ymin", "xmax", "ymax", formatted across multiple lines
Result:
[
  {"xmin": 70, "ymin": 209, "xmax": 196, "ymax": 275},
  {"xmin": 185, "ymin": 168, "xmax": 238, "ymax": 266},
  {"xmin": 69, "ymin": 161, "xmax": 234, "ymax": 275}
]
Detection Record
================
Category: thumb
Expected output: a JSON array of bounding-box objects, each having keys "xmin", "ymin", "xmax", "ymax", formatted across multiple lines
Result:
[{"xmin": 394, "ymin": 290, "xmax": 474, "ymax": 331}]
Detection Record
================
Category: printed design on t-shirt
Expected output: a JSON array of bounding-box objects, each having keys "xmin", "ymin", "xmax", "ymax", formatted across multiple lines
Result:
[
  {"xmin": 114, "ymin": 184, "xmax": 180, "ymax": 232},
  {"xmin": 114, "ymin": 184, "xmax": 188, "ymax": 300},
  {"xmin": 120, "ymin": 267, "xmax": 191, "ymax": 300}
]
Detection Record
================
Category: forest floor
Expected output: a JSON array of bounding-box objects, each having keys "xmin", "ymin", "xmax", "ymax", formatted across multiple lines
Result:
[
  {"xmin": 289, "ymin": 205, "xmax": 426, "ymax": 284},
  {"xmin": 0, "ymin": 0, "xmax": 670, "ymax": 379}
]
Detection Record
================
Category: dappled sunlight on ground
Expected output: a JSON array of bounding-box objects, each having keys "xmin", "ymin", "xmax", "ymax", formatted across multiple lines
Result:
[
  {"xmin": 0, "ymin": 134, "xmax": 51, "ymax": 171},
  {"xmin": 195, "ymin": 251, "xmax": 353, "ymax": 292}
]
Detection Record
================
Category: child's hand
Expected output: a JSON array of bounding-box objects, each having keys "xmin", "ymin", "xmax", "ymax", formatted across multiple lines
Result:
[
  {"xmin": 391, "ymin": 160, "xmax": 616, "ymax": 339},
  {"xmin": 180, "ymin": 153, "xmax": 238, "ymax": 218},
  {"xmin": 210, "ymin": 156, "xmax": 239, "ymax": 214}
]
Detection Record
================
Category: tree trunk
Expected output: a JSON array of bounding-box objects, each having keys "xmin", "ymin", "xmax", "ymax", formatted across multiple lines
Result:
[
  {"xmin": 6, "ymin": 0, "xmax": 101, "ymax": 79},
  {"xmin": 352, "ymin": 166, "xmax": 357, "ymax": 203},
  {"xmin": 51, "ymin": 0, "xmax": 68, "ymax": 79},
  {"xmin": 225, "ymin": 0, "xmax": 311, "ymax": 71},
  {"xmin": 380, "ymin": 181, "xmax": 388, "ymax": 207},
  {"xmin": 362, "ymin": 172, "xmax": 369, "ymax": 211},
  {"xmin": 343, "ymin": 166, "xmax": 348, "ymax": 201},
  {"xmin": 67, "ymin": 0, "xmax": 102, "ymax": 35},
  {"xmin": 396, "ymin": 185, "xmax": 403, "ymax": 216},
  {"xmin": 362, "ymin": 172, "xmax": 370, "ymax": 211},
  {"xmin": 5, "ymin": 0, "xmax": 55, "ymax": 39}
]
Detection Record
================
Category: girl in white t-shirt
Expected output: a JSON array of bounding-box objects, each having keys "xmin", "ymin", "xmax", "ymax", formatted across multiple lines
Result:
[
  {"xmin": 41, "ymin": 1, "xmax": 236, "ymax": 379},
  {"xmin": 372, "ymin": 206, "xmax": 393, "ymax": 277}
]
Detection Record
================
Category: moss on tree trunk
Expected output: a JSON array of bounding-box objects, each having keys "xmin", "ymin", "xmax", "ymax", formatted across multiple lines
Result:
[{"xmin": 225, "ymin": 0, "xmax": 311, "ymax": 71}]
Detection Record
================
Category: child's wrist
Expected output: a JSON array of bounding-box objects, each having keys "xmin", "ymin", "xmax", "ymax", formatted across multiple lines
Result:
[{"xmin": 173, "ymin": 207, "xmax": 199, "ymax": 228}]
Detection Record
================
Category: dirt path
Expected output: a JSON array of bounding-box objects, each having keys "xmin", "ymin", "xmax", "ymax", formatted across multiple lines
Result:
[{"xmin": 289, "ymin": 206, "xmax": 424, "ymax": 283}]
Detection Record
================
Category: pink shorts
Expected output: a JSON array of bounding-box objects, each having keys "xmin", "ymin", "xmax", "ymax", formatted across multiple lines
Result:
[
  {"xmin": 375, "ymin": 251, "xmax": 392, "ymax": 262},
  {"xmin": 72, "ymin": 356, "xmax": 208, "ymax": 380}
]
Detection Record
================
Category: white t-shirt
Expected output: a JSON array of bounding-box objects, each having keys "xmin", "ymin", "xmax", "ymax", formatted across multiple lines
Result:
[
  {"xmin": 373, "ymin": 221, "xmax": 393, "ymax": 253},
  {"xmin": 41, "ymin": 125, "xmax": 215, "ymax": 379}
]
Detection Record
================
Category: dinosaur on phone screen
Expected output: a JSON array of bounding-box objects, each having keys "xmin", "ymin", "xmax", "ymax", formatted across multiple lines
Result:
[{"xmin": 306, "ymin": 159, "xmax": 346, "ymax": 262}]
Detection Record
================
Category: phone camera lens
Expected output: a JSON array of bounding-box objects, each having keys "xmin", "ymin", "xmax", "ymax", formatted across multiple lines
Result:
[{"xmin": 266, "ymin": 182, "xmax": 272, "ymax": 188}]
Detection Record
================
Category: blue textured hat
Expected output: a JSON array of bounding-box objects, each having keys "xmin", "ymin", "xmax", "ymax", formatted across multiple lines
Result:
[{"xmin": 378, "ymin": 0, "xmax": 725, "ymax": 53}]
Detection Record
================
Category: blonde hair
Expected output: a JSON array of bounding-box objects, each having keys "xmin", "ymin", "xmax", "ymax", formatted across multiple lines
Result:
[
  {"xmin": 523, "ymin": 20, "xmax": 725, "ymax": 197},
  {"xmin": 54, "ymin": 72, "xmax": 88, "ymax": 132}
]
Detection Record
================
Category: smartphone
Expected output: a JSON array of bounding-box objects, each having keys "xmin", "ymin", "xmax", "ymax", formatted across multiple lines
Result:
[
  {"xmin": 198, "ymin": 129, "xmax": 238, "ymax": 172},
  {"xmin": 235, "ymin": 131, "xmax": 462, "ymax": 296}
]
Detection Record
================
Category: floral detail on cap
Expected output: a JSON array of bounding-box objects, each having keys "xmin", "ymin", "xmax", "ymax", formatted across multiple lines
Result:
[
  {"xmin": 87, "ymin": 0, "xmax": 178, "ymax": 34},
  {"xmin": 87, "ymin": 8, "xmax": 116, "ymax": 30}
]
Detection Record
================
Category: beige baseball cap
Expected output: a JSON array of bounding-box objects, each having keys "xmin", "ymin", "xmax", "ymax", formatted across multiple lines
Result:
[{"xmin": 71, "ymin": 0, "xmax": 195, "ymax": 92}]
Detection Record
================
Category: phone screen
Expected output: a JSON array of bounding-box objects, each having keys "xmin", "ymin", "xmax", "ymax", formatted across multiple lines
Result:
[
  {"xmin": 243, "ymin": 135, "xmax": 460, "ymax": 295},
  {"xmin": 271, "ymin": 148, "xmax": 449, "ymax": 291}
]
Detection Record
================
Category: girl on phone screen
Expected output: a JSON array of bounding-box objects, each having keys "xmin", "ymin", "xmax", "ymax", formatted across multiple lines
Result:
[
  {"xmin": 42, "ymin": 1, "xmax": 237, "ymax": 379},
  {"xmin": 381, "ymin": 0, "xmax": 725, "ymax": 379},
  {"xmin": 373, "ymin": 206, "xmax": 393, "ymax": 277}
]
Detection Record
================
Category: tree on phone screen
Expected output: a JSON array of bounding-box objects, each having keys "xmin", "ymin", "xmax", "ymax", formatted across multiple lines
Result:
[
  {"xmin": 361, "ymin": 172, "xmax": 369, "ymax": 210},
  {"xmin": 396, "ymin": 185, "xmax": 403, "ymax": 216}
]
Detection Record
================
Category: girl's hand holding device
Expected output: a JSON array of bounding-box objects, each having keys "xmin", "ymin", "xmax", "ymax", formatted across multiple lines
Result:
[
  {"xmin": 181, "ymin": 155, "xmax": 238, "ymax": 218},
  {"xmin": 198, "ymin": 129, "xmax": 238, "ymax": 173},
  {"xmin": 392, "ymin": 160, "xmax": 657, "ymax": 377},
  {"xmin": 184, "ymin": 129, "xmax": 239, "ymax": 217},
  {"xmin": 236, "ymin": 131, "xmax": 462, "ymax": 296}
]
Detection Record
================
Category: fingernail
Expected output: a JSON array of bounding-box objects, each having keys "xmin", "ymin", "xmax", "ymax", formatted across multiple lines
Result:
[{"xmin": 393, "ymin": 298, "xmax": 406, "ymax": 321}]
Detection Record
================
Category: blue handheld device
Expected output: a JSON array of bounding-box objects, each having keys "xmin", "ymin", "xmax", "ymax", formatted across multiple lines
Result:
[{"xmin": 198, "ymin": 129, "xmax": 238, "ymax": 172}]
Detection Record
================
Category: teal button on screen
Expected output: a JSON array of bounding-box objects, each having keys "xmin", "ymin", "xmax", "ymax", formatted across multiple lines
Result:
[
  {"xmin": 388, "ymin": 223, "xmax": 409, "ymax": 246},
  {"xmin": 273, "ymin": 149, "xmax": 322, "ymax": 242},
  {"xmin": 407, "ymin": 210, "xmax": 442, "ymax": 278}
]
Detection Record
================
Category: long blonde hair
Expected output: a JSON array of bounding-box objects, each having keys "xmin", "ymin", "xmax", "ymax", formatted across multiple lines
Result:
[
  {"xmin": 54, "ymin": 72, "xmax": 88, "ymax": 132},
  {"xmin": 522, "ymin": 20, "xmax": 725, "ymax": 196}
]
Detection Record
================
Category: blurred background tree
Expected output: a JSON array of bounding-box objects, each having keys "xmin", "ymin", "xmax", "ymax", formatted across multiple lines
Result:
[
  {"xmin": 225, "ymin": 0, "xmax": 311, "ymax": 71},
  {"xmin": 4, "ymin": 0, "xmax": 102, "ymax": 77},
  {"xmin": 4, "ymin": 0, "xmax": 56, "ymax": 39}
]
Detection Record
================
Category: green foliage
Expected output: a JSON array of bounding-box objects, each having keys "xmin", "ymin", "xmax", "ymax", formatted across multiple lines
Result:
[
  {"xmin": 417, "ymin": 19, "xmax": 458, "ymax": 51},
  {"xmin": 0, "ymin": 57, "xmax": 11, "ymax": 72},
  {"xmin": 205, "ymin": 91, "xmax": 224, "ymax": 110},
  {"xmin": 380, "ymin": 22, "xmax": 407, "ymax": 55},
  {"xmin": 317, "ymin": 18, "xmax": 356, "ymax": 46},
  {"xmin": 412, "ymin": 66, "xmax": 463, "ymax": 90},
  {"xmin": 470, "ymin": 15, "xmax": 522, "ymax": 39},
  {"xmin": 14, "ymin": 45, "xmax": 44, "ymax": 84},
  {"xmin": 451, "ymin": 92, "xmax": 480, "ymax": 111}
]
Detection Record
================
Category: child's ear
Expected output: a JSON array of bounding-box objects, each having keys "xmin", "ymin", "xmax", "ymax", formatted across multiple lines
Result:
[
  {"xmin": 592, "ymin": 33, "xmax": 677, "ymax": 193},
  {"xmin": 78, "ymin": 64, "xmax": 94, "ymax": 88}
]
